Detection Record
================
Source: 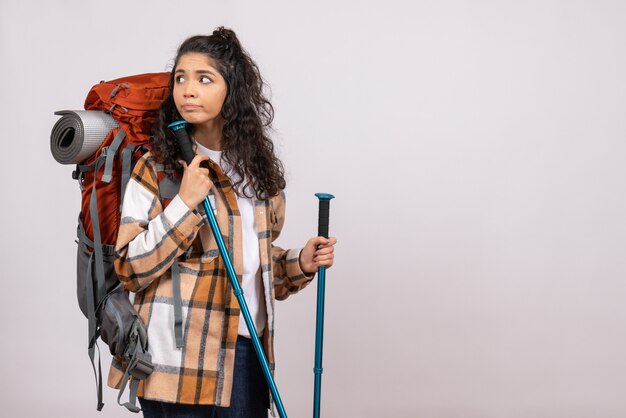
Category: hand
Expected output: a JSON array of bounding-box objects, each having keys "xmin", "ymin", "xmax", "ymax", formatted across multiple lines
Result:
[
  {"xmin": 299, "ymin": 236, "xmax": 337, "ymax": 274},
  {"xmin": 178, "ymin": 154, "xmax": 213, "ymax": 210}
]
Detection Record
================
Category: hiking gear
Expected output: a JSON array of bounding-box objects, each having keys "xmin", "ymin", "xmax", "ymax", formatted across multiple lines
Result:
[
  {"xmin": 169, "ymin": 120, "xmax": 289, "ymax": 418},
  {"xmin": 51, "ymin": 72, "xmax": 170, "ymax": 412},
  {"xmin": 313, "ymin": 193, "xmax": 335, "ymax": 418},
  {"xmin": 50, "ymin": 110, "xmax": 119, "ymax": 164}
]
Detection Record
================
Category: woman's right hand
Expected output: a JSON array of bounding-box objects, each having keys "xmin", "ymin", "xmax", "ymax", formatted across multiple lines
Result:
[{"xmin": 178, "ymin": 154, "xmax": 213, "ymax": 210}]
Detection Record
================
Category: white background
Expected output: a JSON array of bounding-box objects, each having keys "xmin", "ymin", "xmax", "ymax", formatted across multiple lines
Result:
[{"xmin": 1, "ymin": 1, "xmax": 626, "ymax": 417}]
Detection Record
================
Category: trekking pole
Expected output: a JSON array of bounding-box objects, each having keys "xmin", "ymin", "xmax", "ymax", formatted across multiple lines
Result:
[
  {"xmin": 313, "ymin": 193, "xmax": 335, "ymax": 418},
  {"xmin": 168, "ymin": 121, "xmax": 288, "ymax": 418}
]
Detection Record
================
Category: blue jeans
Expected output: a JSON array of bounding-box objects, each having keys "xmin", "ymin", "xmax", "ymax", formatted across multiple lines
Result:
[{"xmin": 140, "ymin": 336, "xmax": 269, "ymax": 418}]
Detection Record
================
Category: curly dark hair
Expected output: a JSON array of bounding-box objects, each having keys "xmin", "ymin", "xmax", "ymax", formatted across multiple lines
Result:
[{"xmin": 152, "ymin": 27, "xmax": 286, "ymax": 199}]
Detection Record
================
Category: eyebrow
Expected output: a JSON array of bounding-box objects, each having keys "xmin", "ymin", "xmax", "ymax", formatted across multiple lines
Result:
[{"xmin": 174, "ymin": 68, "xmax": 217, "ymax": 76}]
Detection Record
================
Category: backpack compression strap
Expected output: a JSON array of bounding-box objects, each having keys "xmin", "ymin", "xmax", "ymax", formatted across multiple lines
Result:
[{"xmin": 101, "ymin": 127, "xmax": 126, "ymax": 183}]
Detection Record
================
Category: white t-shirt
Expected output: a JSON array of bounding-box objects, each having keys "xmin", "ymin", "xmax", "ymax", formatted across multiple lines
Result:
[{"xmin": 194, "ymin": 141, "xmax": 267, "ymax": 338}]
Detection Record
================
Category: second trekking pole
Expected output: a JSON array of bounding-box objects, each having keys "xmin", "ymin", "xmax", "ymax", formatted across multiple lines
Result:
[
  {"xmin": 168, "ymin": 120, "xmax": 288, "ymax": 418},
  {"xmin": 313, "ymin": 193, "xmax": 335, "ymax": 418}
]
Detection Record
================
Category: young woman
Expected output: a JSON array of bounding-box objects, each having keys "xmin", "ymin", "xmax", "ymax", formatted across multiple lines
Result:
[{"xmin": 108, "ymin": 27, "xmax": 336, "ymax": 418}]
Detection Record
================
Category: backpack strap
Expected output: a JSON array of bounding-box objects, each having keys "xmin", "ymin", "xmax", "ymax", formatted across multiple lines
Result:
[
  {"xmin": 120, "ymin": 143, "xmax": 136, "ymax": 207},
  {"xmin": 171, "ymin": 260, "xmax": 184, "ymax": 348},
  {"xmin": 102, "ymin": 128, "xmax": 126, "ymax": 183},
  {"xmin": 90, "ymin": 156, "xmax": 108, "ymax": 303},
  {"xmin": 117, "ymin": 319, "xmax": 154, "ymax": 413},
  {"xmin": 77, "ymin": 218, "xmax": 99, "ymax": 355},
  {"xmin": 84, "ymin": 244, "xmax": 104, "ymax": 411},
  {"xmin": 78, "ymin": 151, "xmax": 119, "ymax": 411},
  {"xmin": 109, "ymin": 82, "xmax": 130, "ymax": 100},
  {"xmin": 90, "ymin": 340, "xmax": 105, "ymax": 411},
  {"xmin": 156, "ymin": 166, "xmax": 186, "ymax": 348},
  {"xmin": 77, "ymin": 218, "xmax": 117, "ymax": 411}
]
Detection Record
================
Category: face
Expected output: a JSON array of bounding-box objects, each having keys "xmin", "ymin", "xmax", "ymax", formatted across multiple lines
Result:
[{"xmin": 173, "ymin": 53, "xmax": 228, "ymax": 127}]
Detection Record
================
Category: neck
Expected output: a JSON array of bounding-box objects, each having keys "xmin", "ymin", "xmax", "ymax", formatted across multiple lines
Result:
[{"xmin": 192, "ymin": 118, "xmax": 224, "ymax": 151}]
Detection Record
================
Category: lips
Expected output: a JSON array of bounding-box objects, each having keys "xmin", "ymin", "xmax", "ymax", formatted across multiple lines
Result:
[{"xmin": 181, "ymin": 104, "xmax": 201, "ymax": 111}]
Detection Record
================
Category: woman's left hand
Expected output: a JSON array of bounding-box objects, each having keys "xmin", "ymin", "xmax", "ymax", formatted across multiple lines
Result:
[{"xmin": 299, "ymin": 236, "xmax": 337, "ymax": 275}]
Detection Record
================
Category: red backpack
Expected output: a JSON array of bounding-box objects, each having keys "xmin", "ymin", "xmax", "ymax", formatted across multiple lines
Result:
[
  {"xmin": 80, "ymin": 72, "xmax": 170, "ymax": 246},
  {"xmin": 51, "ymin": 72, "xmax": 170, "ymax": 412}
]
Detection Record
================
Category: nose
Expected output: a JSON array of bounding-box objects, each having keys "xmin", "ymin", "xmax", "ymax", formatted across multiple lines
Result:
[{"xmin": 182, "ymin": 81, "xmax": 197, "ymax": 98}]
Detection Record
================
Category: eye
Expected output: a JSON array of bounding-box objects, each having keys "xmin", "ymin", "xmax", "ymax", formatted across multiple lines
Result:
[
  {"xmin": 175, "ymin": 75, "xmax": 185, "ymax": 84},
  {"xmin": 200, "ymin": 75, "xmax": 211, "ymax": 84}
]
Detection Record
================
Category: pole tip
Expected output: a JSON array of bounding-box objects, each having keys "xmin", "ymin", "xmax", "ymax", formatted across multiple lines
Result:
[{"xmin": 315, "ymin": 193, "xmax": 335, "ymax": 201}]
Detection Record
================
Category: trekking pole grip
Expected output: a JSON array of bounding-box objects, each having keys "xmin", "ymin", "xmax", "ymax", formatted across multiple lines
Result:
[
  {"xmin": 168, "ymin": 121, "xmax": 195, "ymax": 165},
  {"xmin": 315, "ymin": 193, "xmax": 334, "ymax": 238}
]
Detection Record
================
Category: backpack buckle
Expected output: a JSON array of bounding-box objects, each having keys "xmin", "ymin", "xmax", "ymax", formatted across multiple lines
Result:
[
  {"xmin": 73, "ymin": 164, "xmax": 86, "ymax": 191},
  {"xmin": 129, "ymin": 352, "xmax": 154, "ymax": 380}
]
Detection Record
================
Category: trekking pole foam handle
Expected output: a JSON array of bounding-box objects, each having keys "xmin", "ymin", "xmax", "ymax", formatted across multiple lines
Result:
[
  {"xmin": 168, "ymin": 121, "xmax": 195, "ymax": 165},
  {"xmin": 315, "ymin": 193, "xmax": 335, "ymax": 238}
]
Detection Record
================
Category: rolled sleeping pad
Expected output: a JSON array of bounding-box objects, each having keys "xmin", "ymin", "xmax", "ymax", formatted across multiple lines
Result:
[{"xmin": 50, "ymin": 110, "xmax": 119, "ymax": 164}]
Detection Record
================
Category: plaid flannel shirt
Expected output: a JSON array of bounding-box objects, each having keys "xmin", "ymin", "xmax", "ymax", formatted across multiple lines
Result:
[{"xmin": 107, "ymin": 152, "xmax": 313, "ymax": 406}]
